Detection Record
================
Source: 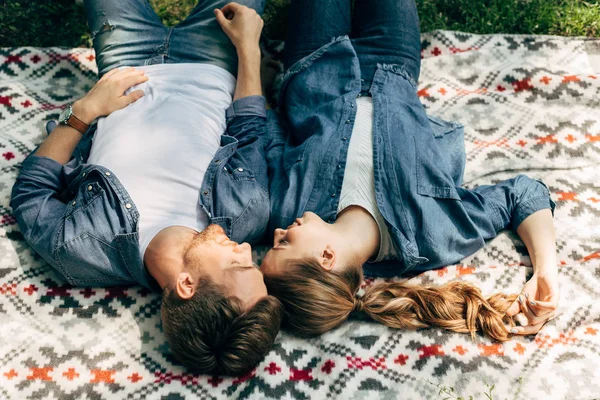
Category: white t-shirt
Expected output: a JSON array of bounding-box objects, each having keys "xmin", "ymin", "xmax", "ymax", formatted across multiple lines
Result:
[
  {"xmin": 338, "ymin": 96, "xmax": 399, "ymax": 262},
  {"xmin": 88, "ymin": 63, "xmax": 236, "ymax": 259}
]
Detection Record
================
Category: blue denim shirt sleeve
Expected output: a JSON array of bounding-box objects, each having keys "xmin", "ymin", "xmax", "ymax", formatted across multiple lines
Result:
[
  {"xmin": 224, "ymin": 95, "xmax": 269, "ymax": 190},
  {"xmin": 10, "ymin": 154, "xmax": 66, "ymax": 265},
  {"xmin": 226, "ymin": 95, "xmax": 267, "ymax": 120}
]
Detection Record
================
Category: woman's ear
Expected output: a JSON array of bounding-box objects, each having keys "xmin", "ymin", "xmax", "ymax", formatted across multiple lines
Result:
[
  {"xmin": 175, "ymin": 272, "xmax": 196, "ymax": 299},
  {"xmin": 319, "ymin": 246, "xmax": 336, "ymax": 271}
]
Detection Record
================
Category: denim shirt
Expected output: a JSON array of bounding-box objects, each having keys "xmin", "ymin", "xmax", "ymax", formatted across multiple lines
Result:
[
  {"xmin": 10, "ymin": 96, "xmax": 271, "ymax": 289},
  {"xmin": 267, "ymin": 37, "xmax": 555, "ymax": 277}
]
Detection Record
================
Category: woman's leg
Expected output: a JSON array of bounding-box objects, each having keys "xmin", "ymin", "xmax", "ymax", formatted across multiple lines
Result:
[
  {"xmin": 283, "ymin": 0, "xmax": 352, "ymax": 70},
  {"xmin": 83, "ymin": 0, "xmax": 166, "ymax": 76},
  {"xmin": 168, "ymin": 0, "xmax": 266, "ymax": 76},
  {"xmin": 351, "ymin": 0, "xmax": 421, "ymax": 91}
]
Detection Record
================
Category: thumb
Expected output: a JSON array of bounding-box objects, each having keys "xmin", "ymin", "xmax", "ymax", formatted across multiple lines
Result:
[
  {"xmin": 119, "ymin": 90, "xmax": 144, "ymax": 107},
  {"xmin": 506, "ymin": 299, "xmax": 521, "ymax": 317},
  {"xmin": 214, "ymin": 9, "xmax": 229, "ymax": 29}
]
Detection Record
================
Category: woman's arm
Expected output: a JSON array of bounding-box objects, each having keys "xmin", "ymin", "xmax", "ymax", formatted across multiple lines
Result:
[{"xmin": 506, "ymin": 208, "xmax": 559, "ymax": 334}]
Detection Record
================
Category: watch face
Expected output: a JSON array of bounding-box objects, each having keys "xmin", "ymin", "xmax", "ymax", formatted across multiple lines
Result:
[{"xmin": 59, "ymin": 105, "xmax": 72, "ymax": 124}]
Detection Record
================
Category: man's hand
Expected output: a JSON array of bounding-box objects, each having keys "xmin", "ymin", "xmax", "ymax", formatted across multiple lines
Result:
[
  {"xmin": 35, "ymin": 67, "xmax": 147, "ymax": 164},
  {"xmin": 74, "ymin": 67, "xmax": 148, "ymax": 124},
  {"xmin": 506, "ymin": 271, "xmax": 560, "ymax": 335},
  {"xmin": 214, "ymin": 2, "xmax": 264, "ymax": 55}
]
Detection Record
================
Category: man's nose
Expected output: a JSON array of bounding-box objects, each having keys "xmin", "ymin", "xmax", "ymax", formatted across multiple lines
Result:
[{"xmin": 235, "ymin": 242, "xmax": 251, "ymax": 252}]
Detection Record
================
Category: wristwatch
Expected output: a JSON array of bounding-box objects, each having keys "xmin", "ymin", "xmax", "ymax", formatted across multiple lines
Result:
[{"xmin": 58, "ymin": 104, "xmax": 89, "ymax": 134}]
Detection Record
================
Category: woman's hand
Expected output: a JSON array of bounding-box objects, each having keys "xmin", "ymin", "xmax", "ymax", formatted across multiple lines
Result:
[
  {"xmin": 214, "ymin": 2, "xmax": 264, "ymax": 56},
  {"xmin": 506, "ymin": 271, "xmax": 560, "ymax": 335},
  {"xmin": 74, "ymin": 67, "xmax": 148, "ymax": 124}
]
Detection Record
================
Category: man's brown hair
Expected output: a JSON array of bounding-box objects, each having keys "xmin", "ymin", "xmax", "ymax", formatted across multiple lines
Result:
[{"xmin": 161, "ymin": 277, "xmax": 284, "ymax": 376}]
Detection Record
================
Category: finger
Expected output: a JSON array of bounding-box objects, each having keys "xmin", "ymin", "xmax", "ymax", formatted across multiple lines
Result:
[
  {"xmin": 510, "ymin": 320, "xmax": 546, "ymax": 335},
  {"xmin": 115, "ymin": 69, "xmax": 146, "ymax": 83},
  {"xmin": 221, "ymin": 2, "xmax": 243, "ymax": 15},
  {"xmin": 214, "ymin": 9, "xmax": 230, "ymax": 28},
  {"xmin": 101, "ymin": 68, "xmax": 121, "ymax": 80},
  {"xmin": 110, "ymin": 67, "xmax": 138, "ymax": 78},
  {"xmin": 506, "ymin": 299, "xmax": 521, "ymax": 317},
  {"xmin": 519, "ymin": 297, "xmax": 553, "ymax": 325},
  {"xmin": 526, "ymin": 296, "xmax": 558, "ymax": 313},
  {"xmin": 103, "ymin": 67, "xmax": 139, "ymax": 82},
  {"xmin": 118, "ymin": 90, "xmax": 145, "ymax": 107},
  {"xmin": 119, "ymin": 74, "xmax": 148, "ymax": 91}
]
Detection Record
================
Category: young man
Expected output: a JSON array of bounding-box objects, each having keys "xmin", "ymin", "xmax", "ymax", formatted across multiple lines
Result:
[{"xmin": 10, "ymin": 0, "xmax": 282, "ymax": 375}]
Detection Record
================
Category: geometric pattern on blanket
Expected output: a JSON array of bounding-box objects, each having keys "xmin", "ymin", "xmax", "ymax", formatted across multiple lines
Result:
[{"xmin": 1, "ymin": 31, "xmax": 599, "ymax": 399}]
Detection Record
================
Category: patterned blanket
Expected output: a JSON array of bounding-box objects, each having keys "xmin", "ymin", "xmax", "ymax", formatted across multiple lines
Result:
[{"xmin": 1, "ymin": 31, "xmax": 599, "ymax": 400}]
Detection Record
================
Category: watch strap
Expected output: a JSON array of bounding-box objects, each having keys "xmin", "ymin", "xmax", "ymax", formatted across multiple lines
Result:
[{"xmin": 65, "ymin": 113, "xmax": 89, "ymax": 134}]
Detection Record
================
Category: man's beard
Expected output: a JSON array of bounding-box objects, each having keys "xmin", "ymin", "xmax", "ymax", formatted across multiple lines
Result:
[{"xmin": 182, "ymin": 224, "xmax": 226, "ymax": 267}]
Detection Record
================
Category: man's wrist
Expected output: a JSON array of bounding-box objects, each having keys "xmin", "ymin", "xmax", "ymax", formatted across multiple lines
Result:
[
  {"xmin": 236, "ymin": 45, "xmax": 261, "ymax": 62},
  {"xmin": 72, "ymin": 98, "xmax": 98, "ymax": 125}
]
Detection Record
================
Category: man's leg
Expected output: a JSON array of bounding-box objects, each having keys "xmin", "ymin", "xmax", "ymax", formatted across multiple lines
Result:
[
  {"xmin": 84, "ymin": 0, "xmax": 167, "ymax": 76},
  {"xmin": 168, "ymin": 0, "xmax": 266, "ymax": 76},
  {"xmin": 351, "ymin": 0, "xmax": 421, "ymax": 92},
  {"xmin": 283, "ymin": 0, "xmax": 352, "ymax": 70}
]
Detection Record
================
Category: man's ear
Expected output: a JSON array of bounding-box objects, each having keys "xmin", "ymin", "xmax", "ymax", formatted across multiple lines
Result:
[
  {"xmin": 175, "ymin": 272, "xmax": 196, "ymax": 300},
  {"xmin": 319, "ymin": 246, "xmax": 336, "ymax": 271}
]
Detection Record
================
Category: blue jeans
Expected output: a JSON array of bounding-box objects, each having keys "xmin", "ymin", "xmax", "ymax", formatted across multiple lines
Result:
[
  {"xmin": 83, "ymin": 0, "xmax": 266, "ymax": 77},
  {"xmin": 283, "ymin": 0, "xmax": 421, "ymax": 92}
]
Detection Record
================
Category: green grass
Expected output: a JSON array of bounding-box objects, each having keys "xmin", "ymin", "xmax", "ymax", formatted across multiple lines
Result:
[{"xmin": 0, "ymin": 0, "xmax": 599, "ymax": 48}]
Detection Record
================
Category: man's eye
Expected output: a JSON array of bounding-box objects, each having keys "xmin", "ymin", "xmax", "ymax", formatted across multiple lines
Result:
[{"xmin": 279, "ymin": 239, "xmax": 289, "ymax": 245}]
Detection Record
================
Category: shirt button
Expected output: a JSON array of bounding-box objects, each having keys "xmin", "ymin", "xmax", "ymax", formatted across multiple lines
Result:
[
  {"xmin": 203, "ymin": 190, "xmax": 209, "ymax": 195},
  {"xmin": 87, "ymin": 185, "xmax": 93, "ymax": 191},
  {"xmin": 82, "ymin": 172, "xmax": 86, "ymax": 177},
  {"xmin": 342, "ymin": 137, "xmax": 347, "ymax": 141},
  {"xmin": 350, "ymin": 103, "xmax": 354, "ymax": 108},
  {"xmin": 105, "ymin": 171, "xmax": 111, "ymax": 176},
  {"xmin": 214, "ymin": 159, "xmax": 220, "ymax": 163},
  {"xmin": 223, "ymin": 167, "xmax": 227, "ymax": 172},
  {"xmin": 345, "ymin": 119, "xmax": 351, "ymax": 124},
  {"xmin": 357, "ymin": 94, "xmax": 362, "ymax": 98},
  {"xmin": 125, "ymin": 203, "xmax": 132, "ymax": 209},
  {"xmin": 237, "ymin": 168, "xmax": 244, "ymax": 172},
  {"xmin": 337, "ymin": 164, "xmax": 342, "ymax": 169},
  {"xmin": 72, "ymin": 201, "xmax": 76, "ymax": 206},
  {"xmin": 331, "ymin": 193, "xmax": 336, "ymax": 198}
]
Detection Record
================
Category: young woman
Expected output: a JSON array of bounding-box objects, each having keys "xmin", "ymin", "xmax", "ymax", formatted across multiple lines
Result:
[{"xmin": 261, "ymin": 0, "xmax": 559, "ymax": 341}]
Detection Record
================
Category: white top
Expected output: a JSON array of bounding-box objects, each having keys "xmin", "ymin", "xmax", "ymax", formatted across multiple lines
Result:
[
  {"xmin": 337, "ymin": 96, "xmax": 399, "ymax": 262},
  {"xmin": 88, "ymin": 63, "xmax": 236, "ymax": 259}
]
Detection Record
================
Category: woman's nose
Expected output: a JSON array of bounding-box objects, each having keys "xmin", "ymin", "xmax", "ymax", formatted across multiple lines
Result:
[{"xmin": 273, "ymin": 228, "xmax": 286, "ymax": 246}]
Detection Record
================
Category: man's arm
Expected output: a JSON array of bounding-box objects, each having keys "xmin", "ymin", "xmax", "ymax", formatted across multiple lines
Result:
[
  {"xmin": 36, "ymin": 68, "xmax": 147, "ymax": 164},
  {"xmin": 10, "ymin": 68, "xmax": 147, "ymax": 261},
  {"xmin": 215, "ymin": 2, "xmax": 271, "ymax": 188}
]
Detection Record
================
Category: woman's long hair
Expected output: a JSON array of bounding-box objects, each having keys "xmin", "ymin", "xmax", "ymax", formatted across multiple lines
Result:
[{"xmin": 263, "ymin": 258, "xmax": 518, "ymax": 341}]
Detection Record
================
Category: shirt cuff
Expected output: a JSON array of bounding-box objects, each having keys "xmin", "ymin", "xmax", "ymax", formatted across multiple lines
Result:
[
  {"xmin": 511, "ymin": 181, "xmax": 557, "ymax": 231},
  {"xmin": 226, "ymin": 96, "xmax": 267, "ymax": 122},
  {"xmin": 20, "ymin": 154, "xmax": 63, "ymax": 180}
]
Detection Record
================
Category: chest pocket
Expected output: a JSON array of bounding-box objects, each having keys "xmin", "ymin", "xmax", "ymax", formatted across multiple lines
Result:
[
  {"xmin": 223, "ymin": 163, "xmax": 255, "ymax": 181},
  {"xmin": 54, "ymin": 179, "xmax": 131, "ymax": 286},
  {"xmin": 54, "ymin": 233, "xmax": 129, "ymax": 286},
  {"xmin": 283, "ymin": 135, "xmax": 318, "ymax": 173},
  {"xmin": 415, "ymin": 115, "xmax": 464, "ymax": 200}
]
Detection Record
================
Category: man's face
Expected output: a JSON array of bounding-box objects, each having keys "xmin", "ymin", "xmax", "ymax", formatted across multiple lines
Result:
[{"xmin": 184, "ymin": 224, "xmax": 267, "ymax": 308}]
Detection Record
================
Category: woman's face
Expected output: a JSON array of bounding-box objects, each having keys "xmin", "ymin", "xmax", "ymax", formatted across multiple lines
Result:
[{"xmin": 261, "ymin": 212, "xmax": 331, "ymax": 276}]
